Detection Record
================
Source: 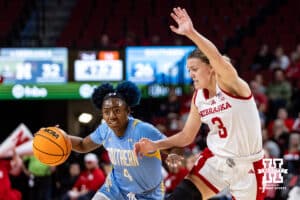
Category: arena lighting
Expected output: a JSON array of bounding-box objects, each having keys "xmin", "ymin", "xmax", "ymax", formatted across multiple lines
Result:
[{"xmin": 78, "ymin": 113, "xmax": 93, "ymax": 124}]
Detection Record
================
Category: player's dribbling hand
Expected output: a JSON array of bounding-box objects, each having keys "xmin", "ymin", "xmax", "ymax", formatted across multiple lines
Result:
[
  {"xmin": 170, "ymin": 7, "xmax": 194, "ymax": 36},
  {"xmin": 134, "ymin": 138, "xmax": 157, "ymax": 157}
]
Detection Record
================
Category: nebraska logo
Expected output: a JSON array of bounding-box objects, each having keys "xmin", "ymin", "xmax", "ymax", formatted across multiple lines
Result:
[
  {"xmin": 200, "ymin": 102, "xmax": 232, "ymax": 117},
  {"xmin": 258, "ymin": 158, "xmax": 288, "ymax": 184}
]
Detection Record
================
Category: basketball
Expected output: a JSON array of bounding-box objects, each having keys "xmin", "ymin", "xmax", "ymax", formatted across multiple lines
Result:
[{"xmin": 32, "ymin": 126, "xmax": 72, "ymax": 166}]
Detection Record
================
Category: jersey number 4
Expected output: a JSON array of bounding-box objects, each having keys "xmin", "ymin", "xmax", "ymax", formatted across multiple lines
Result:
[
  {"xmin": 123, "ymin": 168, "xmax": 133, "ymax": 181},
  {"xmin": 211, "ymin": 117, "xmax": 228, "ymax": 138}
]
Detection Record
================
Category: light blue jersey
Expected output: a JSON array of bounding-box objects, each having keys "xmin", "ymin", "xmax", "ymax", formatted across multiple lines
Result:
[{"xmin": 90, "ymin": 117, "xmax": 166, "ymax": 200}]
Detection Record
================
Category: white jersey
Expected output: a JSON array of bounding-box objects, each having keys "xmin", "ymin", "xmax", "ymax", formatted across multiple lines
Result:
[{"xmin": 194, "ymin": 84, "xmax": 263, "ymax": 160}]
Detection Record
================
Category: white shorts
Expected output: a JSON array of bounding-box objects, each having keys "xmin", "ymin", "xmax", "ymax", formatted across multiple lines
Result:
[{"xmin": 190, "ymin": 148, "xmax": 265, "ymax": 200}]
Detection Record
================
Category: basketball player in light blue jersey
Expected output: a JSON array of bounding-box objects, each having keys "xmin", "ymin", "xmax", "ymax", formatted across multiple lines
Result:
[{"xmin": 68, "ymin": 81, "xmax": 166, "ymax": 200}]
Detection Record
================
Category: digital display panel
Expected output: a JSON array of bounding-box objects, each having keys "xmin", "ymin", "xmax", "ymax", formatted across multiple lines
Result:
[
  {"xmin": 125, "ymin": 46, "xmax": 196, "ymax": 85},
  {"xmin": 0, "ymin": 83, "xmax": 98, "ymax": 100},
  {"xmin": 78, "ymin": 51, "xmax": 97, "ymax": 60},
  {"xmin": 0, "ymin": 82, "xmax": 183, "ymax": 100},
  {"xmin": 0, "ymin": 48, "xmax": 68, "ymax": 84},
  {"xmin": 74, "ymin": 60, "xmax": 123, "ymax": 81}
]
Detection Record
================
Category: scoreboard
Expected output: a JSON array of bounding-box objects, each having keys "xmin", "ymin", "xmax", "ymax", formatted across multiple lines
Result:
[
  {"xmin": 74, "ymin": 50, "xmax": 123, "ymax": 81},
  {"xmin": 125, "ymin": 46, "xmax": 196, "ymax": 85},
  {"xmin": 0, "ymin": 48, "xmax": 68, "ymax": 84},
  {"xmin": 0, "ymin": 47, "xmax": 193, "ymax": 100}
]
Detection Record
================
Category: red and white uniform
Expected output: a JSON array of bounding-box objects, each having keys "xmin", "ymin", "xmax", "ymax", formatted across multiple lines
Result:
[
  {"xmin": 195, "ymin": 85, "xmax": 263, "ymax": 158},
  {"xmin": 191, "ymin": 85, "xmax": 265, "ymax": 200}
]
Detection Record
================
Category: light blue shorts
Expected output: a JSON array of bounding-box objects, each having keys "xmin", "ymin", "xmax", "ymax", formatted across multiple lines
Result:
[{"xmin": 98, "ymin": 174, "xmax": 164, "ymax": 200}]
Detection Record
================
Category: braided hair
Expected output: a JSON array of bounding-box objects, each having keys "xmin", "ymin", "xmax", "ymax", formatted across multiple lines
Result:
[{"xmin": 91, "ymin": 81, "xmax": 141, "ymax": 110}]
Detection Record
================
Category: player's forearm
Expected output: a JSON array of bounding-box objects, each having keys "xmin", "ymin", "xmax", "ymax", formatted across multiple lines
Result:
[
  {"xmin": 155, "ymin": 131, "xmax": 194, "ymax": 150},
  {"xmin": 69, "ymin": 135, "xmax": 89, "ymax": 153},
  {"xmin": 186, "ymin": 28, "xmax": 223, "ymax": 64}
]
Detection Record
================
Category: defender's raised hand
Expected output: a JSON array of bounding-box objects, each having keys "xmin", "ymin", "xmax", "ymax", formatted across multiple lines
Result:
[{"xmin": 170, "ymin": 7, "xmax": 194, "ymax": 36}]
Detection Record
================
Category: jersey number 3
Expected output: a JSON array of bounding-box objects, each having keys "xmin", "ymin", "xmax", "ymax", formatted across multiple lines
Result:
[{"xmin": 211, "ymin": 117, "xmax": 228, "ymax": 138}]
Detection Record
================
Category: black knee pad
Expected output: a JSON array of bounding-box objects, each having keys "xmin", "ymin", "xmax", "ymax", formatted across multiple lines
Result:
[{"xmin": 164, "ymin": 179, "xmax": 202, "ymax": 200}]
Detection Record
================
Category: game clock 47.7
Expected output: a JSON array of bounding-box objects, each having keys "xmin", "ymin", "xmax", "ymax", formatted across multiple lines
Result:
[{"xmin": 74, "ymin": 60, "xmax": 123, "ymax": 81}]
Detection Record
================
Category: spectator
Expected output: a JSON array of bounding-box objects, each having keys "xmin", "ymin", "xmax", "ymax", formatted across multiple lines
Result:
[
  {"xmin": 56, "ymin": 162, "xmax": 81, "ymax": 199},
  {"xmin": 292, "ymin": 112, "xmax": 300, "ymax": 132},
  {"xmin": 266, "ymin": 69, "xmax": 292, "ymax": 118},
  {"xmin": 251, "ymin": 44, "xmax": 274, "ymax": 71},
  {"xmin": 163, "ymin": 152, "xmax": 194, "ymax": 194},
  {"xmin": 287, "ymin": 178, "xmax": 300, "ymax": 200},
  {"xmin": 283, "ymin": 133, "xmax": 300, "ymax": 175},
  {"xmin": 142, "ymin": 34, "xmax": 161, "ymax": 46},
  {"xmin": 173, "ymin": 37, "xmax": 183, "ymax": 45},
  {"xmin": 150, "ymin": 34, "xmax": 161, "ymax": 45},
  {"xmin": 98, "ymin": 34, "xmax": 112, "ymax": 49},
  {"xmin": 117, "ymin": 31, "xmax": 138, "ymax": 47},
  {"xmin": 268, "ymin": 108, "xmax": 294, "ymax": 138},
  {"xmin": 250, "ymin": 80, "xmax": 268, "ymax": 127},
  {"xmin": 264, "ymin": 139, "xmax": 281, "ymax": 158},
  {"xmin": 296, "ymin": 43, "xmax": 300, "ymax": 56},
  {"xmin": 179, "ymin": 83, "xmax": 194, "ymax": 123},
  {"xmin": 290, "ymin": 80, "xmax": 300, "ymax": 117},
  {"xmin": 262, "ymin": 128, "xmax": 269, "ymax": 144},
  {"xmin": 271, "ymin": 46, "xmax": 290, "ymax": 70},
  {"xmin": 286, "ymin": 52, "xmax": 300, "ymax": 86},
  {"xmin": 288, "ymin": 186, "xmax": 300, "ymax": 200},
  {"xmin": 184, "ymin": 151, "xmax": 197, "ymax": 171},
  {"xmin": 167, "ymin": 113, "xmax": 183, "ymax": 133},
  {"xmin": 164, "ymin": 161, "xmax": 188, "ymax": 194},
  {"xmin": 155, "ymin": 87, "xmax": 181, "ymax": 120},
  {"xmin": 23, "ymin": 155, "xmax": 55, "ymax": 200},
  {"xmin": 99, "ymin": 151, "xmax": 111, "ymax": 176},
  {"xmin": 272, "ymin": 119, "xmax": 289, "ymax": 141},
  {"xmin": 254, "ymin": 73, "xmax": 267, "ymax": 94},
  {"xmin": 0, "ymin": 149, "xmax": 22, "ymax": 200},
  {"xmin": 61, "ymin": 153, "xmax": 105, "ymax": 200}
]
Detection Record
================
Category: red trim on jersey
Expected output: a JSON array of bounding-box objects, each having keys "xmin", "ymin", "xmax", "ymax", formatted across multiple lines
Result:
[
  {"xmin": 191, "ymin": 148, "xmax": 213, "ymax": 175},
  {"xmin": 219, "ymin": 87, "xmax": 252, "ymax": 100},
  {"xmin": 253, "ymin": 159, "xmax": 266, "ymax": 200},
  {"xmin": 193, "ymin": 90, "xmax": 198, "ymax": 105},
  {"xmin": 190, "ymin": 148, "xmax": 219, "ymax": 193},
  {"xmin": 197, "ymin": 173, "xmax": 220, "ymax": 194},
  {"xmin": 203, "ymin": 88, "xmax": 209, "ymax": 99}
]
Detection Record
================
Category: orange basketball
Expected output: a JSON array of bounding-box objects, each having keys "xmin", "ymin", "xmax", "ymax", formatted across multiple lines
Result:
[{"xmin": 32, "ymin": 126, "xmax": 72, "ymax": 166}]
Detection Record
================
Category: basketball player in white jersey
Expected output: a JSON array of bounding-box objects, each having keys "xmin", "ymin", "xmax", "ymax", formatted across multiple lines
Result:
[{"xmin": 134, "ymin": 7, "xmax": 265, "ymax": 200}]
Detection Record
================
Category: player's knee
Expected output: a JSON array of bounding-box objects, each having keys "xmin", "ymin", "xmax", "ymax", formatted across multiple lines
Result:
[{"xmin": 164, "ymin": 179, "xmax": 202, "ymax": 200}]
